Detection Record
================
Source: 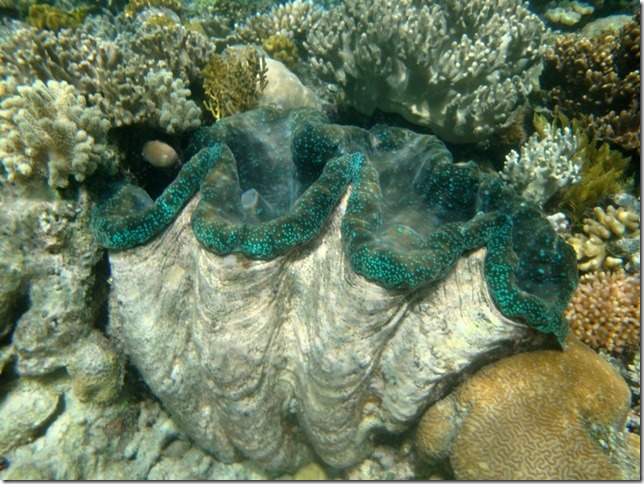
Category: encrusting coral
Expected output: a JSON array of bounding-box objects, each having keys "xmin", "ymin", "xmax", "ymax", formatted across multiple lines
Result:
[
  {"xmin": 564, "ymin": 270, "xmax": 640, "ymax": 354},
  {"xmin": 304, "ymin": 0, "xmax": 546, "ymax": 143},
  {"xmin": 416, "ymin": 338, "xmax": 640, "ymax": 479},
  {"xmin": 565, "ymin": 204, "xmax": 640, "ymax": 273},
  {"xmin": 0, "ymin": 77, "xmax": 114, "ymax": 189},
  {"xmin": 202, "ymin": 46, "xmax": 268, "ymax": 120},
  {"xmin": 0, "ymin": 181, "xmax": 124, "ymax": 406},
  {"xmin": 542, "ymin": 15, "xmax": 640, "ymax": 152}
]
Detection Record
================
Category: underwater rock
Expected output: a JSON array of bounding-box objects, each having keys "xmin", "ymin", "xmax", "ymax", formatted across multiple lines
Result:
[
  {"xmin": 0, "ymin": 182, "xmax": 124, "ymax": 404},
  {"xmin": 91, "ymin": 107, "xmax": 577, "ymax": 471},
  {"xmin": 142, "ymin": 140, "xmax": 180, "ymax": 168},
  {"xmin": 415, "ymin": 338, "xmax": 639, "ymax": 480},
  {"xmin": 0, "ymin": 374, "xmax": 270, "ymax": 480},
  {"xmin": 260, "ymin": 57, "xmax": 322, "ymax": 111},
  {"xmin": 0, "ymin": 379, "xmax": 62, "ymax": 455}
]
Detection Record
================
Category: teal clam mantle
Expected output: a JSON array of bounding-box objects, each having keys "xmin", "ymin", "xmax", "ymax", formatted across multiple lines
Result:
[{"xmin": 90, "ymin": 107, "xmax": 577, "ymax": 342}]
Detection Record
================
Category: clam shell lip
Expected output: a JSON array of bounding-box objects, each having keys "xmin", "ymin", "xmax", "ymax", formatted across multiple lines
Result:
[{"xmin": 91, "ymin": 106, "xmax": 577, "ymax": 340}]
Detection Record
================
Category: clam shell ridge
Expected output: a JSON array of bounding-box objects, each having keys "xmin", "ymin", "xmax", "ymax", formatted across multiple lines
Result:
[{"xmin": 91, "ymin": 107, "xmax": 578, "ymax": 471}]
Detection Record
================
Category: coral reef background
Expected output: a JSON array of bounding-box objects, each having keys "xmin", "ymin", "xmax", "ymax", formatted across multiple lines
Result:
[{"xmin": 0, "ymin": 0, "xmax": 640, "ymax": 479}]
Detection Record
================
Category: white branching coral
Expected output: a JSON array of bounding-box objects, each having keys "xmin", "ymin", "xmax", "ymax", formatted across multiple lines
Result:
[
  {"xmin": 501, "ymin": 115, "xmax": 581, "ymax": 206},
  {"xmin": 0, "ymin": 78, "xmax": 113, "ymax": 189},
  {"xmin": 304, "ymin": 0, "xmax": 546, "ymax": 143}
]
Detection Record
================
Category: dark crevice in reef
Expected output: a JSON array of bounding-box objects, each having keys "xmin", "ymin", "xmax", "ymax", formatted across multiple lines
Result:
[
  {"xmin": 91, "ymin": 251, "xmax": 112, "ymax": 336},
  {"xmin": 108, "ymin": 125, "xmax": 185, "ymax": 199},
  {"xmin": 0, "ymin": 291, "xmax": 30, "ymax": 347}
]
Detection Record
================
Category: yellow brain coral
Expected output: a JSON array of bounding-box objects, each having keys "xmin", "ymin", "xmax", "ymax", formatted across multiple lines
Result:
[
  {"xmin": 564, "ymin": 270, "xmax": 640, "ymax": 353},
  {"xmin": 416, "ymin": 339, "xmax": 639, "ymax": 480},
  {"xmin": 262, "ymin": 34, "xmax": 298, "ymax": 66},
  {"xmin": 26, "ymin": 4, "xmax": 88, "ymax": 31}
]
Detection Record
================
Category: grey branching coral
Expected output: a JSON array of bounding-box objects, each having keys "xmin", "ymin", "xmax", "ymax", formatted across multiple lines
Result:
[
  {"xmin": 564, "ymin": 270, "xmax": 640, "ymax": 354},
  {"xmin": 0, "ymin": 77, "xmax": 114, "ymax": 189},
  {"xmin": 500, "ymin": 113, "xmax": 581, "ymax": 206},
  {"xmin": 542, "ymin": 16, "xmax": 640, "ymax": 152},
  {"xmin": 233, "ymin": 0, "xmax": 324, "ymax": 44},
  {"xmin": 304, "ymin": 0, "xmax": 546, "ymax": 142},
  {"xmin": 0, "ymin": 15, "xmax": 210, "ymax": 135}
]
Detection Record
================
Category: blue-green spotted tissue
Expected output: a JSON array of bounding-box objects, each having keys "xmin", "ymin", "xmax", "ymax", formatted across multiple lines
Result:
[{"xmin": 92, "ymin": 107, "xmax": 577, "ymax": 472}]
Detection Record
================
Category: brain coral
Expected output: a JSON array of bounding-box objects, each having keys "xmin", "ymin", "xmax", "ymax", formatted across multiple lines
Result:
[
  {"xmin": 416, "ymin": 338, "xmax": 639, "ymax": 479},
  {"xmin": 90, "ymin": 107, "xmax": 577, "ymax": 471}
]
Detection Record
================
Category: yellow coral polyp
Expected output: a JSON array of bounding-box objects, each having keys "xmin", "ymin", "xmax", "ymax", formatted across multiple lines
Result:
[
  {"xmin": 202, "ymin": 46, "xmax": 268, "ymax": 121},
  {"xmin": 26, "ymin": 4, "xmax": 89, "ymax": 31},
  {"xmin": 262, "ymin": 34, "xmax": 298, "ymax": 66}
]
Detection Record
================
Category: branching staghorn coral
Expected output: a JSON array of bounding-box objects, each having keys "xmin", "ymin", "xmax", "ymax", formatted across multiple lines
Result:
[
  {"xmin": 500, "ymin": 113, "xmax": 581, "ymax": 206},
  {"xmin": 564, "ymin": 270, "xmax": 640, "ymax": 354},
  {"xmin": 202, "ymin": 46, "xmax": 268, "ymax": 120},
  {"xmin": 542, "ymin": 16, "xmax": 640, "ymax": 152},
  {"xmin": 556, "ymin": 119, "xmax": 632, "ymax": 224},
  {"xmin": 0, "ymin": 77, "xmax": 114, "ymax": 189},
  {"xmin": 304, "ymin": 0, "xmax": 546, "ymax": 143},
  {"xmin": 565, "ymin": 204, "xmax": 640, "ymax": 273}
]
